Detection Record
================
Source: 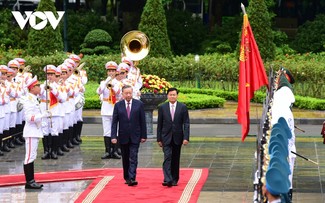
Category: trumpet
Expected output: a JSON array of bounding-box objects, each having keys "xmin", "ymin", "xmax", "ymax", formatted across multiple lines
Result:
[
  {"xmin": 105, "ymin": 76, "xmax": 113, "ymax": 89},
  {"xmin": 18, "ymin": 65, "xmax": 31, "ymax": 74},
  {"xmin": 44, "ymin": 80, "xmax": 52, "ymax": 90},
  {"xmin": 74, "ymin": 62, "xmax": 86, "ymax": 75}
]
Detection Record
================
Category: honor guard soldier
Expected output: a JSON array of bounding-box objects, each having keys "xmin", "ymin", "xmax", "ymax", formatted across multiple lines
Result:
[
  {"xmin": 122, "ymin": 57, "xmax": 142, "ymax": 99},
  {"xmin": 40, "ymin": 65, "xmax": 67, "ymax": 160},
  {"xmin": 22, "ymin": 76, "xmax": 51, "ymax": 189},
  {"xmin": 271, "ymin": 67, "xmax": 296, "ymax": 201},
  {"xmin": 97, "ymin": 61, "xmax": 121, "ymax": 159}
]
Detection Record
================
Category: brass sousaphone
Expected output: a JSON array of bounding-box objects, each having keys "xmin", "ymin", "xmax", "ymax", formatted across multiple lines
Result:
[{"xmin": 120, "ymin": 30, "xmax": 150, "ymax": 61}]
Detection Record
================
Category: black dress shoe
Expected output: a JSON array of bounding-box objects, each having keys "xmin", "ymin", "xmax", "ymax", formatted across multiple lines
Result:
[
  {"xmin": 25, "ymin": 180, "xmax": 43, "ymax": 189},
  {"xmin": 57, "ymin": 148, "xmax": 64, "ymax": 156},
  {"xmin": 76, "ymin": 136, "xmax": 82, "ymax": 143},
  {"xmin": 128, "ymin": 179, "xmax": 138, "ymax": 186},
  {"xmin": 172, "ymin": 181, "xmax": 178, "ymax": 186},
  {"xmin": 41, "ymin": 152, "xmax": 51, "ymax": 160},
  {"xmin": 61, "ymin": 145, "xmax": 70, "ymax": 152},
  {"xmin": 8, "ymin": 140, "xmax": 15, "ymax": 148},
  {"xmin": 101, "ymin": 152, "xmax": 111, "ymax": 159},
  {"xmin": 111, "ymin": 152, "xmax": 121, "ymax": 159},
  {"xmin": 162, "ymin": 181, "xmax": 173, "ymax": 187},
  {"xmin": 2, "ymin": 144, "xmax": 11, "ymax": 152},
  {"xmin": 71, "ymin": 138, "xmax": 80, "ymax": 145},
  {"xmin": 14, "ymin": 138, "xmax": 24, "ymax": 145},
  {"xmin": 0, "ymin": 150, "xmax": 3, "ymax": 156}
]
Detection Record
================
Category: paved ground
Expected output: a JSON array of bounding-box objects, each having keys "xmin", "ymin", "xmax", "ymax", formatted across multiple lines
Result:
[{"xmin": 0, "ymin": 110, "xmax": 325, "ymax": 202}]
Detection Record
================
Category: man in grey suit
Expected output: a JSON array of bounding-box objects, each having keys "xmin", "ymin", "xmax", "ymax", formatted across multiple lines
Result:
[
  {"xmin": 111, "ymin": 85, "xmax": 147, "ymax": 186},
  {"xmin": 157, "ymin": 87, "xmax": 190, "ymax": 187}
]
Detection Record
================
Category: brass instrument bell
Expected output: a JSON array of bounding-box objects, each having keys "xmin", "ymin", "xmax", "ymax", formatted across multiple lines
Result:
[{"xmin": 120, "ymin": 30, "xmax": 150, "ymax": 61}]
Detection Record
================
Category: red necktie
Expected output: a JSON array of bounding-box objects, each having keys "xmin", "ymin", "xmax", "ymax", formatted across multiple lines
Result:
[
  {"xmin": 171, "ymin": 104, "xmax": 175, "ymax": 121},
  {"xmin": 127, "ymin": 102, "xmax": 130, "ymax": 119}
]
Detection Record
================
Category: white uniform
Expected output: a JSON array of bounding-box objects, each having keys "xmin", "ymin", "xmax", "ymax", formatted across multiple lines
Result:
[
  {"xmin": 21, "ymin": 93, "xmax": 44, "ymax": 164},
  {"xmin": 97, "ymin": 78, "xmax": 120, "ymax": 137},
  {"xmin": 3, "ymin": 81, "xmax": 11, "ymax": 132},
  {"xmin": 127, "ymin": 66, "xmax": 142, "ymax": 99},
  {"xmin": 271, "ymin": 86, "xmax": 296, "ymax": 189},
  {"xmin": 0, "ymin": 86, "xmax": 6, "ymax": 134},
  {"xmin": 39, "ymin": 82, "xmax": 67, "ymax": 136}
]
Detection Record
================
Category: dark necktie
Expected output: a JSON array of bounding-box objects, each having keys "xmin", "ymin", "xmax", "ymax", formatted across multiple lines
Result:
[{"xmin": 127, "ymin": 102, "xmax": 130, "ymax": 119}]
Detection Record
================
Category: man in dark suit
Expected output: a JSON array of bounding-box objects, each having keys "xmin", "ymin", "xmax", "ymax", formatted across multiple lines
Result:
[
  {"xmin": 111, "ymin": 85, "xmax": 147, "ymax": 186},
  {"xmin": 157, "ymin": 87, "xmax": 190, "ymax": 187}
]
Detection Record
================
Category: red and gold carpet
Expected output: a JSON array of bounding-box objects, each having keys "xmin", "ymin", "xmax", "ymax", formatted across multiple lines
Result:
[{"xmin": 0, "ymin": 168, "xmax": 208, "ymax": 203}]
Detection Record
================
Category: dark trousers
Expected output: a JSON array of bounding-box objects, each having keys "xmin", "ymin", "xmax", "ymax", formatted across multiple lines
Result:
[
  {"xmin": 120, "ymin": 142, "xmax": 139, "ymax": 181},
  {"xmin": 162, "ymin": 141, "xmax": 182, "ymax": 183}
]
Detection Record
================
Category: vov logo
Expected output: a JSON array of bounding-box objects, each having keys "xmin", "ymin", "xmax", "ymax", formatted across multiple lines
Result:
[{"xmin": 12, "ymin": 11, "xmax": 65, "ymax": 30}]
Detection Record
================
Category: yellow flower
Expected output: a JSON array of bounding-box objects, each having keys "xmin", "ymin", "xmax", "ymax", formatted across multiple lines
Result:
[{"xmin": 141, "ymin": 74, "xmax": 172, "ymax": 94}]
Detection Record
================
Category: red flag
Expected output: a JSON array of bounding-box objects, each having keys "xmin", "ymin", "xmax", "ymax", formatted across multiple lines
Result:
[{"xmin": 236, "ymin": 14, "xmax": 269, "ymax": 142}]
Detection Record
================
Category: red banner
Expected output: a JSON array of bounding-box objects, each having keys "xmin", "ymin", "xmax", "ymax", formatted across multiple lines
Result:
[{"xmin": 236, "ymin": 14, "xmax": 269, "ymax": 142}]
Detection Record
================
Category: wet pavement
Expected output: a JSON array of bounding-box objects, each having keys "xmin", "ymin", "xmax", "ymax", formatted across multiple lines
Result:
[{"xmin": 0, "ymin": 122, "xmax": 325, "ymax": 202}]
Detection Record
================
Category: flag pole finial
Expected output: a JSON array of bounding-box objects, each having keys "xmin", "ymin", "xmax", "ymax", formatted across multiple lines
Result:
[{"xmin": 241, "ymin": 3, "xmax": 246, "ymax": 14}]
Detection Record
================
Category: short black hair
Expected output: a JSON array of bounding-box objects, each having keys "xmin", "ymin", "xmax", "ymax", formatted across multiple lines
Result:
[
  {"xmin": 122, "ymin": 85, "xmax": 133, "ymax": 92},
  {"xmin": 167, "ymin": 87, "xmax": 178, "ymax": 94}
]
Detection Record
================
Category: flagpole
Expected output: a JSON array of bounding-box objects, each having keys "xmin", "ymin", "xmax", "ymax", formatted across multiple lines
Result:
[{"xmin": 240, "ymin": 3, "xmax": 246, "ymax": 15}]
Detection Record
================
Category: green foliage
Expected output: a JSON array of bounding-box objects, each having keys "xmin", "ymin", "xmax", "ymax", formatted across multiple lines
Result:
[
  {"xmin": 291, "ymin": 14, "xmax": 325, "ymax": 53},
  {"xmin": 27, "ymin": 0, "xmax": 63, "ymax": 56},
  {"xmin": 0, "ymin": 9, "xmax": 28, "ymax": 49},
  {"xmin": 66, "ymin": 10, "xmax": 120, "ymax": 53},
  {"xmin": 80, "ymin": 29, "xmax": 112, "ymax": 55},
  {"xmin": 82, "ymin": 83, "xmax": 226, "ymax": 110},
  {"xmin": 2, "ymin": 48, "xmax": 325, "ymax": 98},
  {"xmin": 138, "ymin": 0, "xmax": 173, "ymax": 58},
  {"xmin": 165, "ymin": 9, "xmax": 208, "ymax": 56},
  {"xmin": 247, "ymin": 0, "xmax": 276, "ymax": 61},
  {"xmin": 177, "ymin": 93, "xmax": 225, "ymax": 110},
  {"xmin": 202, "ymin": 16, "xmax": 242, "ymax": 54}
]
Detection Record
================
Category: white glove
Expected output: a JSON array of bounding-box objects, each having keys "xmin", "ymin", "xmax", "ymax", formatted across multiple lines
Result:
[
  {"xmin": 41, "ymin": 121, "xmax": 48, "ymax": 128},
  {"xmin": 41, "ymin": 110, "xmax": 52, "ymax": 118}
]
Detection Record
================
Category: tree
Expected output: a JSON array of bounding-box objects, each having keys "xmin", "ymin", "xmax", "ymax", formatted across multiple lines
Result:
[
  {"xmin": 138, "ymin": 0, "xmax": 173, "ymax": 58},
  {"xmin": 247, "ymin": 0, "xmax": 276, "ymax": 61},
  {"xmin": 27, "ymin": 0, "xmax": 64, "ymax": 56}
]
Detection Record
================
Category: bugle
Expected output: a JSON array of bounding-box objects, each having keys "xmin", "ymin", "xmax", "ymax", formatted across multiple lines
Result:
[{"xmin": 74, "ymin": 62, "xmax": 86, "ymax": 75}]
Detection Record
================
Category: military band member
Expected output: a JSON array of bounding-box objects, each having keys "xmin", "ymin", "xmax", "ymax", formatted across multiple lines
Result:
[
  {"xmin": 53, "ymin": 66, "xmax": 66, "ymax": 156},
  {"xmin": 63, "ymin": 60, "xmax": 79, "ymax": 148},
  {"xmin": 69, "ymin": 55, "xmax": 86, "ymax": 144},
  {"xmin": 59, "ymin": 64, "xmax": 74, "ymax": 151},
  {"xmin": 97, "ymin": 61, "xmax": 121, "ymax": 159},
  {"xmin": 2, "ymin": 65, "xmax": 14, "ymax": 151},
  {"xmin": 0, "ymin": 71, "xmax": 5, "ymax": 156},
  {"xmin": 0, "ymin": 65, "xmax": 11, "ymax": 152},
  {"xmin": 122, "ymin": 57, "xmax": 142, "ymax": 99},
  {"xmin": 22, "ymin": 76, "xmax": 51, "ymax": 189},
  {"xmin": 14, "ymin": 58, "xmax": 32, "ymax": 145},
  {"xmin": 7, "ymin": 66, "xmax": 23, "ymax": 147},
  {"xmin": 40, "ymin": 65, "xmax": 67, "ymax": 160}
]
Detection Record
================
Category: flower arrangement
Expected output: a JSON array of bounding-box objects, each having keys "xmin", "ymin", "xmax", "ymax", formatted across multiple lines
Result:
[{"xmin": 141, "ymin": 74, "xmax": 172, "ymax": 94}]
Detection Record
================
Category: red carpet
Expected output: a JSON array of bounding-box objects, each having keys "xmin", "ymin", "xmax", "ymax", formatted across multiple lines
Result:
[{"xmin": 0, "ymin": 168, "xmax": 208, "ymax": 203}]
